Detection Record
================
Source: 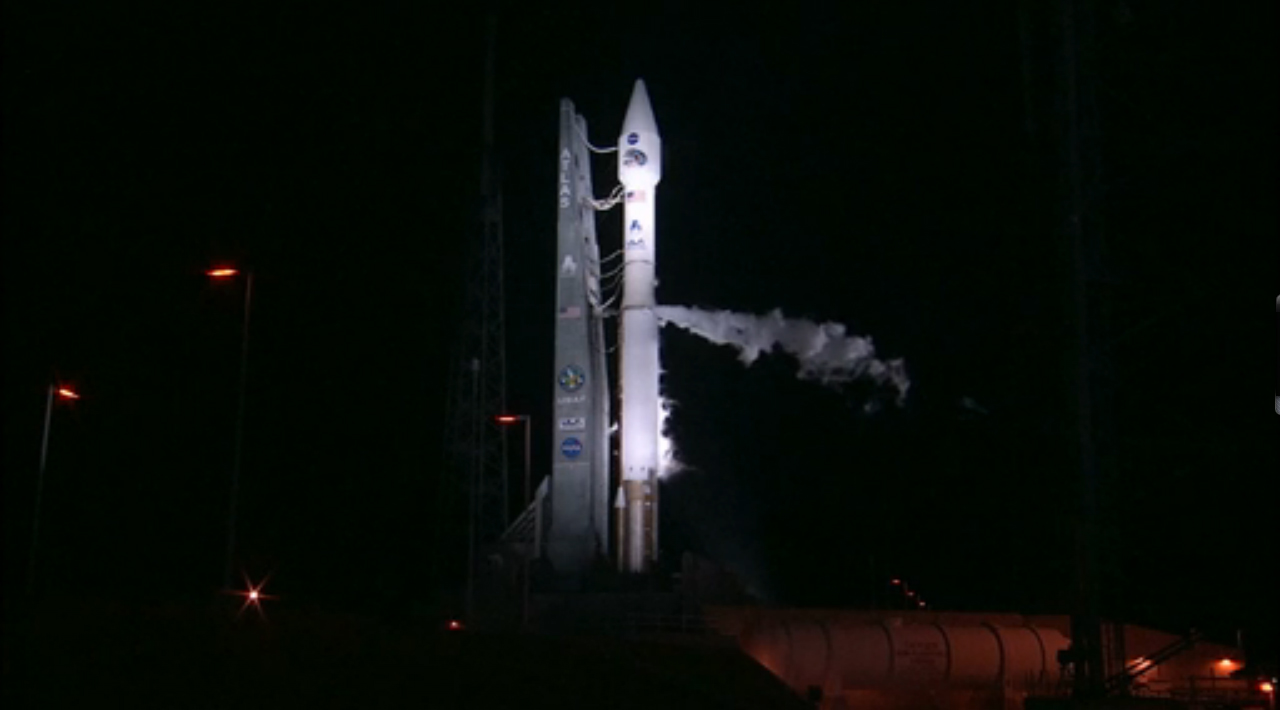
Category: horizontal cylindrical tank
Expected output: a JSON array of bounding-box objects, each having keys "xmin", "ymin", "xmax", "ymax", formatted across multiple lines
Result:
[{"xmin": 741, "ymin": 620, "xmax": 1068, "ymax": 695}]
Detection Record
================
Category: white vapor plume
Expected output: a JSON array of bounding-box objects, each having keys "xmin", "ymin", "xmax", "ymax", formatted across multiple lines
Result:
[
  {"xmin": 655, "ymin": 306, "xmax": 910, "ymax": 407},
  {"xmin": 656, "ymin": 359, "xmax": 684, "ymax": 478},
  {"xmin": 658, "ymin": 394, "xmax": 683, "ymax": 477}
]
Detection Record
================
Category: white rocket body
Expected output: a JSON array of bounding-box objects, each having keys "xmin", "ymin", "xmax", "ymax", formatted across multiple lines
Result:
[{"xmin": 617, "ymin": 80, "xmax": 661, "ymax": 572}]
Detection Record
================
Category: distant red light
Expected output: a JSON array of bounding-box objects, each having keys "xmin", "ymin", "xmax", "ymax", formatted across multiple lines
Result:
[
  {"xmin": 207, "ymin": 268, "xmax": 239, "ymax": 278},
  {"xmin": 447, "ymin": 619, "xmax": 463, "ymax": 631},
  {"xmin": 918, "ymin": 601, "xmax": 926, "ymax": 608},
  {"xmin": 496, "ymin": 415, "xmax": 519, "ymax": 423},
  {"xmin": 1259, "ymin": 682, "xmax": 1273, "ymax": 694},
  {"xmin": 890, "ymin": 579, "xmax": 901, "ymax": 585},
  {"xmin": 56, "ymin": 388, "xmax": 80, "ymax": 399},
  {"xmin": 1220, "ymin": 658, "xmax": 1236, "ymax": 668},
  {"xmin": 229, "ymin": 572, "xmax": 275, "ymax": 618}
]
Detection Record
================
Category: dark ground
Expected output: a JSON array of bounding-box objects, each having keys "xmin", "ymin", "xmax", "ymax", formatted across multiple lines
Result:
[{"xmin": 3, "ymin": 597, "xmax": 808, "ymax": 709}]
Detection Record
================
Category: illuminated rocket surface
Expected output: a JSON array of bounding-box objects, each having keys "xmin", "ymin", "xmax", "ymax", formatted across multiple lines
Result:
[
  {"xmin": 616, "ymin": 80, "xmax": 662, "ymax": 573},
  {"xmin": 547, "ymin": 80, "xmax": 906, "ymax": 578}
]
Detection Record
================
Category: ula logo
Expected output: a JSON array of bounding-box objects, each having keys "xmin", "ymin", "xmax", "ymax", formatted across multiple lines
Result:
[{"xmin": 559, "ymin": 417, "xmax": 586, "ymax": 431}]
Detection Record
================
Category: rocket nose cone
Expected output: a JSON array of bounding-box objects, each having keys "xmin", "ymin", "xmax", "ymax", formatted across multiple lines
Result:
[{"xmin": 621, "ymin": 79, "xmax": 659, "ymax": 138}]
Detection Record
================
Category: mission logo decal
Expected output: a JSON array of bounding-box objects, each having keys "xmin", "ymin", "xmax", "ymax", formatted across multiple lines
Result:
[
  {"xmin": 557, "ymin": 364, "xmax": 585, "ymax": 392},
  {"xmin": 622, "ymin": 149, "xmax": 647, "ymax": 167}
]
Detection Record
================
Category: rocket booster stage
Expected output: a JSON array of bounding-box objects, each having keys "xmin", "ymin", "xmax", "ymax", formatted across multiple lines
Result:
[{"xmin": 617, "ymin": 80, "xmax": 662, "ymax": 573}]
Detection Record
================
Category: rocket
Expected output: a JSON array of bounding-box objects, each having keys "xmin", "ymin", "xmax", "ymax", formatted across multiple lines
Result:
[
  {"xmin": 548, "ymin": 100, "xmax": 611, "ymax": 579},
  {"xmin": 616, "ymin": 80, "xmax": 662, "ymax": 572}
]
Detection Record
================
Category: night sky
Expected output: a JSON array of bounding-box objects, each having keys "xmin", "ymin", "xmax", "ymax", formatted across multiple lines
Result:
[{"xmin": 4, "ymin": 1, "xmax": 1275, "ymax": 656}]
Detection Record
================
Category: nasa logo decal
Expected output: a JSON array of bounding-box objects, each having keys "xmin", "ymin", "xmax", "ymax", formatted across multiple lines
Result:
[
  {"xmin": 558, "ymin": 364, "xmax": 586, "ymax": 392},
  {"xmin": 622, "ymin": 149, "xmax": 647, "ymax": 167},
  {"xmin": 560, "ymin": 437, "xmax": 584, "ymax": 459},
  {"xmin": 626, "ymin": 132, "xmax": 640, "ymax": 146}
]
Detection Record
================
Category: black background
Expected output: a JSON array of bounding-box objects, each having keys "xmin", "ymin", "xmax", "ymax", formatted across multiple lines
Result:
[{"xmin": 4, "ymin": 0, "xmax": 1275, "ymax": 658}]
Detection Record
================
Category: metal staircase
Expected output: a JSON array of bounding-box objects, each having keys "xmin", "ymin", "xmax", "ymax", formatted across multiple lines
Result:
[
  {"xmin": 1103, "ymin": 629, "xmax": 1203, "ymax": 696},
  {"xmin": 499, "ymin": 477, "xmax": 550, "ymax": 555}
]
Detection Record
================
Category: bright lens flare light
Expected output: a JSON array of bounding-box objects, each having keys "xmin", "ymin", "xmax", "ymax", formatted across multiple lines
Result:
[
  {"xmin": 1259, "ymin": 682, "xmax": 1273, "ymax": 694},
  {"xmin": 207, "ymin": 268, "xmax": 239, "ymax": 278},
  {"xmin": 229, "ymin": 572, "xmax": 276, "ymax": 618},
  {"xmin": 56, "ymin": 388, "xmax": 80, "ymax": 399}
]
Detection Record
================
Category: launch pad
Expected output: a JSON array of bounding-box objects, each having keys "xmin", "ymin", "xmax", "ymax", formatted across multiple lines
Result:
[
  {"xmin": 453, "ymin": 79, "xmax": 1271, "ymax": 710},
  {"xmin": 542, "ymin": 80, "xmax": 665, "ymax": 582},
  {"xmin": 456, "ymin": 81, "xmax": 667, "ymax": 626}
]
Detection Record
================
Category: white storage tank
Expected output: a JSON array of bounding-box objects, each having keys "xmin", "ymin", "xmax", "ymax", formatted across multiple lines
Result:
[{"xmin": 741, "ymin": 619, "xmax": 1068, "ymax": 695}]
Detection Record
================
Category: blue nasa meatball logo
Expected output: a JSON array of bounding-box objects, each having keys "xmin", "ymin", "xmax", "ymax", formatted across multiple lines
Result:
[
  {"xmin": 560, "ymin": 437, "xmax": 584, "ymax": 459},
  {"xmin": 626, "ymin": 132, "xmax": 640, "ymax": 146}
]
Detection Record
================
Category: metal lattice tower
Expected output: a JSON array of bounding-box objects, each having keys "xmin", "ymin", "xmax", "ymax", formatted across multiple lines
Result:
[
  {"xmin": 1055, "ymin": 0, "xmax": 1113, "ymax": 697},
  {"xmin": 1019, "ymin": 0, "xmax": 1117, "ymax": 694},
  {"xmin": 439, "ymin": 11, "xmax": 509, "ymax": 609}
]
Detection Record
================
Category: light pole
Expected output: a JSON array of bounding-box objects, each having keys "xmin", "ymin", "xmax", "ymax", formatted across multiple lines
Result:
[
  {"xmin": 496, "ymin": 415, "xmax": 532, "ymax": 510},
  {"xmin": 28, "ymin": 384, "xmax": 80, "ymax": 595},
  {"xmin": 208, "ymin": 267, "xmax": 253, "ymax": 592},
  {"xmin": 496, "ymin": 414, "xmax": 531, "ymax": 628}
]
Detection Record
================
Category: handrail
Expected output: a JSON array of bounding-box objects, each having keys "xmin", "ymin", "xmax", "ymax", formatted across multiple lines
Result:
[
  {"xmin": 615, "ymin": 612, "xmax": 721, "ymax": 636},
  {"xmin": 499, "ymin": 477, "xmax": 550, "ymax": 544},
  {"xmin": 1104, "ymin": 629, "xmax": 1203, "ymax": 695}
]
